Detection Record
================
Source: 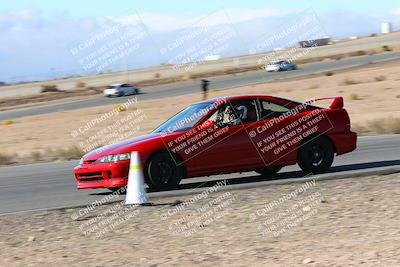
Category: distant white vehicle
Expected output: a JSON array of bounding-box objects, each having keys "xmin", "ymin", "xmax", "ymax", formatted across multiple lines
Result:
[
  {"xmin": 204, "ymin": 55, "xmax": 221, "ymax": 61},
  {"xmin": 103, "ymin": 83, "xmax": 139, "ymax": 97},
  {"xmin": 265, "ymin": 60, "xmax": 297, "ymax": 72}
]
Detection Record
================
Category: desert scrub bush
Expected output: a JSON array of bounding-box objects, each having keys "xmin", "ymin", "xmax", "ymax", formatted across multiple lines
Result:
[
  {"xmin": 154, "ymin": 73, "xmax": 161, "ymax": 78},
  {"xmin": 341, "ymin": 78, "xmax": 361, "ymax": 85},
  {"xmin": 75, "ymin": 81, "xmax": 86, "ymax": 88},
  {"xmin": 2, "ymin": 120, "xmax": 14, "ymax": 125},
  {"xmin": 40, "ymin": 84, "xmax": 59, "ymax": 93},
  {"xmin": 349, "ymin": 93, "xmax": 359, "ymax": 100},
  {"xmin": 308, "ymin": 84, "xmax": 319, "ymax": 89},
  {"xmin": 30, "ymin": 151, "xmax": 42, "ymax": 162},
  {"xmin": 368, "ymin": 117, "xmax": 400, "ymax": 134},
  {"xmin": 348, "ymin": 50, "xmax": 367, "ymax": 57},
  {"xmin": 324, "ymin": 71, "xmax": 334, "ymax": 76},
  {"xmin": 381, "ymin": 45, "xmax": 392, "ymax": 52},
  {"xmin": 329, "ymin": 54, "xmax": 343, "ymax": 60},
  {"xmin": 52, "ymin": 146, "xmax": 85, "ymax": 161},
  {"xmin": 0, "ymin": 151, "xmax": 13, "ymax": 165},
  {"xmin": 374, "ymin": 75, "xmax": 386, "ymax": 82}
]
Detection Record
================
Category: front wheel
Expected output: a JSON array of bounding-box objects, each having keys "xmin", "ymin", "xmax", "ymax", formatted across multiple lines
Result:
[
  {"xmin": 145, "ymin": 152, "xmax": 184, "ymax": 190},
  {"xmin": 297, "ymin": 136, "xmax": 334, "ymax": 174}
]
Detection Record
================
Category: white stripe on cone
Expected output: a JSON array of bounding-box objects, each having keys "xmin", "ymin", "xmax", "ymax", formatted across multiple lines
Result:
[{"xmin": 125, "ymin": 151, "xmax": 149, "ymax": 205}]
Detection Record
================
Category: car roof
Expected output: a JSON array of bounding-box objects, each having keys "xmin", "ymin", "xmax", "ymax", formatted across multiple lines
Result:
[
  {"xmin": 196, "ymin": 95, "xmax": 277, "ymax": 104},
  {"xmin": 269, "ymin": 60, "xmax": 286, "ymax": 63},
  {"xmin": 109, "ymin": 83, "xmax": 123, "ymax": 87}
]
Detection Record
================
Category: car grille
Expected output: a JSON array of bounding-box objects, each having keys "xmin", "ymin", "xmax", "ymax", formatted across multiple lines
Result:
[{"xmin": 78, "ymin": 172, "xmax": 103, "ymax": 182}]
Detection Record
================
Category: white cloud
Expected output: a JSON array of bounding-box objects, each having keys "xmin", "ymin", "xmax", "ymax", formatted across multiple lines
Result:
[
  {"xmin": 1, "ymin": 7, "xmax": 399, "ymax": 82},
  {"xmin": 112, "ymin": 8, "xmax": 298, "ymax": 32},
  {"xmin": 390, "ymin": 8, "xmax": 400, "ymax": 16}
]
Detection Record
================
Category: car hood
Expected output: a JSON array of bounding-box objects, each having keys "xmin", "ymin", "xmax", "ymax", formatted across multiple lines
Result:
[{"xmin": 83, "ymin": 132, "xmax": 161, "ymax": 161}]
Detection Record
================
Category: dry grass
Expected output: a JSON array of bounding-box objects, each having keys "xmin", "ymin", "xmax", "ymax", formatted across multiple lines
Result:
[
  {"xmin": 349, "ymin": 93, "xmax": 360, "ymax": 100},
  {"xmin": 0, "ymin": 146, "xmax": 86, "ymax": 166},
  {"xmin": 50, "ymin": 146, "xmax": 85, "ymax": 161},
  {"xmin": 0, "ymin": 152, "xmax": 13, "ymax": 165},
  {"xmin": 75, "ymin": 81, "xmax": 86, "ymax": 88},
  {"xmin": 348, "ymin": 50, "xmax": 367, "ymax": 57},
  {"xmin": 329, "ymin": 54, "xmax": 344, "ymax": 60},
  {"xmin": 341, "ymin": 78, "xmax": 361, "ymax": 85},
  {"xmin": 367, "ymin": 117, "xmax": 400, "ymax": 134},
  {"xmin": 308, "ymin": 84, "xmax": 319, "ymax": 89},
  {"xmin": 1, "ymin": 120, "xmax": 14, "ymax": 125},
  {"xmin": 30, "ymin": 151, "xmax": 42, "ymax": 162},
  {"xmin": 40, "ymin": 85, "xmax": 60, "ymax": 93},
  {"xmin": 374, "ymin": 75, "xmax": 386, "ymax": 82},
  {"xmin": 381, "ymin": 45, "xmax": 392, "ymax": 52}
]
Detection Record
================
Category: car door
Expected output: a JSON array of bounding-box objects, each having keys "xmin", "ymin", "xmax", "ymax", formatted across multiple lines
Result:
[
  {"xmin": 245, "ymin": 98, "xmax": 299, "ymax": 168},
  {"xmin": 188, "ymin": 98, "xmax": 262, "ymax": 174},
  {"xmin": 119, "ymin": 84, "xmax": 127, "ymax": 95}
]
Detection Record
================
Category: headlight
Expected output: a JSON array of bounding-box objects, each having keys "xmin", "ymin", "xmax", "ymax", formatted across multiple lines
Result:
[{"xmin": 96, "ymin": 153, "xmax": 131, "ymax": 163}]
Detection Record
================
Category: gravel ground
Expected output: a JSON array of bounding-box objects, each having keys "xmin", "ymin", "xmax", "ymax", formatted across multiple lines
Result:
[{"xmin": 0, "ymin": 173, "xmax": 399, "ymax": 267}]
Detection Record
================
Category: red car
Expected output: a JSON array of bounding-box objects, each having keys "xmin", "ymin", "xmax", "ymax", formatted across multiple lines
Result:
[{"xmin": 74, "ymin": 95, "xmax": 357, "ymax": 191}]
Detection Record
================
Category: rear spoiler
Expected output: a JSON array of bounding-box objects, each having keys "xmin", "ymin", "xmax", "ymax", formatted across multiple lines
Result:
[{"xmin": 311, "ymin": 97, "xmax": 343, "ymax": 109}]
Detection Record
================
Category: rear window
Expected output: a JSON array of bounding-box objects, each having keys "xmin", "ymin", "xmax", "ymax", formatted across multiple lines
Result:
[{"xmin": 259, "ymin": 100, "xmax": 290, "ymax": 120}]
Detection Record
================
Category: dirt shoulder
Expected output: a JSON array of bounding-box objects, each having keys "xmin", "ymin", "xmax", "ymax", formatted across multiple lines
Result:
[{"xmin": 1, "ymin": 172, "xmax": 399, "ymax": 266}]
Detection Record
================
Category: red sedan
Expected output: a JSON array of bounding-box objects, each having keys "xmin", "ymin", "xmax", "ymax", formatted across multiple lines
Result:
[{"xmin": 74, "ymin": 95, "xmax": 357, "ymax": 191}]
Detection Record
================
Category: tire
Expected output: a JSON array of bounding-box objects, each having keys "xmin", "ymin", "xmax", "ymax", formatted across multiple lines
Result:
[
  {"xmin": 297, "ymin": 136, "xmax": 334, "ymax": 174},
  {"xmin": 145, "ymin": 152, "xmax": 184, "ymax": 190},
  {"xmin": 256, "ymin": 166, "xmax": 282, "ymax": 176}
]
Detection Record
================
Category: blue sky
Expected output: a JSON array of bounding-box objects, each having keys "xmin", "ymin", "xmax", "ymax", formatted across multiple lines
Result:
[
  {"xmin": 1, "ymin": 1, "xmax": 400, "ymax": 83},
  {"xmin": 1, "ymin": 0, "xmax": 399, "ymax": 17}
]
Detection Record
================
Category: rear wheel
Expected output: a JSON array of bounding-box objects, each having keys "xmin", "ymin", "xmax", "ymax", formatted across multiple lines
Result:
[
  {"xmin": 256, "ymin": 166, "xmax": 282, "ymax": 176},
  {"xmin": 145, "ymin": 152, "xmax": 184, "ymax": 190},
  {"xmin": 297, "ymin": 136, "xmax": 334, "ymax": 174}
]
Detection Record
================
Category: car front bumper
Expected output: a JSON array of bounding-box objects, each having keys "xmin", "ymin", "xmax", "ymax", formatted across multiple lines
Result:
[
  {"xmin": 74, "ymin": 161, "xmax": 130, "ymax": 189},
  {"xmin": 103, "ymin": 90, "xmax": 120, "ymax": 96},
  {"xmin": 266, "ymin": 66, "xmax": 279, "ymax": 72}
]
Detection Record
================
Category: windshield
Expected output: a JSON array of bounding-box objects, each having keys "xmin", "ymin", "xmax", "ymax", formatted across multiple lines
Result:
[{"xmin": 154, "ymin": 103, "xmax": 215, "ymax": 133}]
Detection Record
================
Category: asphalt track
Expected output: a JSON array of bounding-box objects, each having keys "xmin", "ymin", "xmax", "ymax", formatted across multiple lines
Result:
[
  {"xmin": 1, "ymin": 51, "xmax": 400, "ymax": 121},
  {"xmin": 0, "ymin": 135, "xmax": 399, "ymax": 215}
]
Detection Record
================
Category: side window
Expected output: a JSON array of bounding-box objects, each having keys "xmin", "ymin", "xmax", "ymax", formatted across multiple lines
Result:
[
  {"xmin": 217, "ymin": 105, "xmax": 239, "ymax": 127},
  {"xmin": 232, "ymin": 99, "xmax": 258, "ymax": 124},
  {"xmin": 204, "ymin": 99, "xmax": 259, "ymax": 128},
  {"xmin": 259, "ymin": 100, "xmax": 290, "ymax": 120},
  {"xmin": 220, "ymin": 99, "xmax": 259, "ymax": 126}
]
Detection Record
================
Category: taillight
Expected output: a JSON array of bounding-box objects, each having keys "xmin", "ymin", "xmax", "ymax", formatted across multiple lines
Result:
[{"xmin": 344, "ymin": 111, "xmax": 351, "ymax": 131}]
